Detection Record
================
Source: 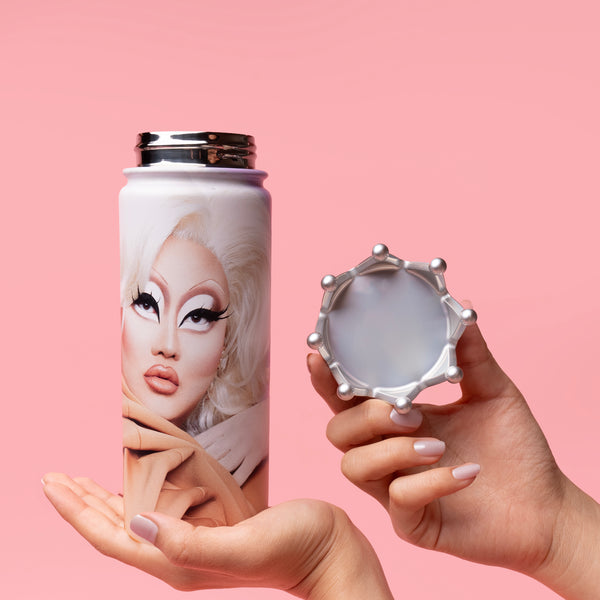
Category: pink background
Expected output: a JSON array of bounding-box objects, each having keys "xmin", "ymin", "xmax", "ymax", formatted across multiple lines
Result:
[{"xmin": 2, "ymin": 1, "xmax": 599, "ymax": 598}]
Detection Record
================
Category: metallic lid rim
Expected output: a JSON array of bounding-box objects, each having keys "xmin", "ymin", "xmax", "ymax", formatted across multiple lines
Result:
[
  {"xmin": 136, "ymin": 131, "xmax": 257, "ymax": 169},
  {"xmin": 307, "ymin": 244, "xmax": 477, "ymax": 414}
]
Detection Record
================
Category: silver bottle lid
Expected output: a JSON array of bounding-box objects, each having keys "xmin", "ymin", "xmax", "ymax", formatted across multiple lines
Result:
[
  {"xmin": 307, "ymin": 244, "xmax": 477, "ymax": 414},
  {"xmin": 136, "ymin": 131, "xmax": 256, "ymax": 168}
]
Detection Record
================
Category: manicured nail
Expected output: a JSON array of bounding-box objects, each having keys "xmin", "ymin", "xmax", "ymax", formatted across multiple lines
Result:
[
  {"xmin": 414, "ymin": 439, "xmax": 446, "ymax": 457},
  {"xmin": 390, "ymin": 408, "xmax": 423, "ymax": 429},
  {"xmin": 130, "ymin": 515, "xmax": 158, "ymax": 544},
  {"xmin": 41, "ymin": 477, "xmax": 46, "ymax": 486},
  {"xmin": 452, "ymin": 463, "xmax": 481, "ymax": 480}
]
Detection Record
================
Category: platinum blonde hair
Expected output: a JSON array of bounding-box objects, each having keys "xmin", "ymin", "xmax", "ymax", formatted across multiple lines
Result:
[{"xmin": 121, "ymin": 191, "xmax": 270, "ymax": 434}]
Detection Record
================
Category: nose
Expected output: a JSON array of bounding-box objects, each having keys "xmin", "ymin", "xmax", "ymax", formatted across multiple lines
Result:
[{"xmin": 151, "ymin": 318, "xmax": 180, "ymax": 360}]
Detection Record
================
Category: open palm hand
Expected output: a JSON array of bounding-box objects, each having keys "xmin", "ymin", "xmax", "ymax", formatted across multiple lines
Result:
[{"xmin": 43, "ymin": 472, "xmax": 393, "ymax": 598}]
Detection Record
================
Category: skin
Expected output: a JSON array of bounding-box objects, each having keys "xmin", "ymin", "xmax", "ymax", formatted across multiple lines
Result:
[
  {"xmin": 308, "ymin": 322, "xmax": 600, "ymax": 599},
  {"xmin": 122, "ymin": 236, "xmax": 229, "ymax": 427},
  {"xmin": 42, "ymin": 473, "xmax": 393, "ymax": 599}
]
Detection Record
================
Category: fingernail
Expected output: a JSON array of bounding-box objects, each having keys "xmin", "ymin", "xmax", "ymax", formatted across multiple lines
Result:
[
  {"xmin": 130, "ymin": 515, "xmax": 158, "ymax": 544},
  {"xmin": 452, "ymin": 463, "xmax": 481, "ymax": 480},
  {"xmin": 390, "ymin": 408, "xmax": 423, "ymax": 429},
  {"xmin": 414, "ymin": 439, "xmax": 446, "ymax": 457},
  {"xmin": 41, "ymin": 477, "xmax": 46, "ymax": 486}
]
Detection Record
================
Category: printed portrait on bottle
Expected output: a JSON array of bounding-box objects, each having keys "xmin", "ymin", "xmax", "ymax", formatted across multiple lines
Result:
[{"xmin": 120, "ymin": 182, "xmax": 270, "ymax": 538}]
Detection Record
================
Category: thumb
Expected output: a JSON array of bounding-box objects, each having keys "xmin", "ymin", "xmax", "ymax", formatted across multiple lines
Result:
[
  {"xmin": 456, "ymin": 322, "xmax": 515, "ymax": 402},
  {"xmin": 130, "ymin": 512, "xmax": 246, "ymax": 572}
]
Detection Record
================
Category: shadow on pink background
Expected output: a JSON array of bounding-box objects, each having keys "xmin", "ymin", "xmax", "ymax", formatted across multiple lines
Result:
[{"xmin": 2, "ymin": 1, "xmax": 599, "ymax": 598}]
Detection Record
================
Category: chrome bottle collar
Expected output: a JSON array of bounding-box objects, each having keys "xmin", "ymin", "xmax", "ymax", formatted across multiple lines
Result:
[{"xmin": 136, "ymin": 131, "xmax": 256, "ymax": 168}]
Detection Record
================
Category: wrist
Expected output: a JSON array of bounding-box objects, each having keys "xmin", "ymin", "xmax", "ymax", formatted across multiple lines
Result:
[
  {"xmin": 293, "ymin": 508, "xmax": 393, "ymax": 600},
  {"xmin": 531, "ymin": 477, "xmax": 600, "ymax": 599}
]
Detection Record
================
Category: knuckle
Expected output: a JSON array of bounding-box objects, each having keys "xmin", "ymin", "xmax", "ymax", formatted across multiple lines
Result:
[
  {"xmin": 340, "ymin": 449, "xmax": 363, "ymax": 483},
  {"xmin": 325, "ymin": 418, "xmax": 343, "ymax": 449},
  {"xmin": 388, "ymin": 477, "xmax": 404, "ymax": 505},
  {"xmin": 325, "ymin": 422, "xmax": 336, "ymax": 444},
  {"xmin": 388, "ymin": 477, "xmax": 407, "ymax": 505},
  {"xmin": 388, "ymin": 474, "xmax": 424, "ymax": 514},
  {"xmin": 362, "ymin": 400, "xmax": 384, "ymax": 435}
]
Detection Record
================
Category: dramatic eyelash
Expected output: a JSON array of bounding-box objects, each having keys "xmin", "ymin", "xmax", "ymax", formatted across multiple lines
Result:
[
  {"xmin": 179, "ymin": 305, "xmax": 230, "ymax": 327},
  {"xmin": 131, "ymin": 285, "xmax": 141, "ymax": 305},
  {"xmin": 132, "ymin": 286, "xmax": 161, "ymax": 321}
]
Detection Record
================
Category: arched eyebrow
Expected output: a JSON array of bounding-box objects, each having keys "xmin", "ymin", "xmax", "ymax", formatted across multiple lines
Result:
[
  {"xmin": 148, "ymin": 269, "xmax": 170, "ymax": 303},
  {"xmin": 183, "ymin": 279, "xmax": 228, "ymax": 308},
  {"xmin": 150, "ymin": 268, "xmax": 168, "ymax": 287}
]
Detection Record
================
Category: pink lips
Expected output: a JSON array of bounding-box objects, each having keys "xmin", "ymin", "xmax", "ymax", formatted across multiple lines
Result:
[{"xmin": 144, "ymin": 364, "xmax": 180, "ymax": 395}]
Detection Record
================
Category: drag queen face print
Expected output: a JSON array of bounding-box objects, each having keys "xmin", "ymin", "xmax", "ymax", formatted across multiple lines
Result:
[
  {"xmin": 122, "ymin": 236, "xmax": 230, "ymax": 427},
  {"xmin": 120, "ymin": 196, "xmax": 270, "ymax": 434}
]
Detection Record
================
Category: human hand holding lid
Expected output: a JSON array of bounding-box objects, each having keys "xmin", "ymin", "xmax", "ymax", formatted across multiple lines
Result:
[{"xmin": 308, "ymin": 245, "xmax": 600, "ymax": 598}]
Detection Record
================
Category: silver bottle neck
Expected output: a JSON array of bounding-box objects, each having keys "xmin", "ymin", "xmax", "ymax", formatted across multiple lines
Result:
[{"xmin": 136, "ymin": 131, "xmax": 256, "ymax": 169}]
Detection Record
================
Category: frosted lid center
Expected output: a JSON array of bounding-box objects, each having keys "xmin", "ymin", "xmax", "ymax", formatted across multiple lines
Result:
[{"xmin": 327, "ymin": 269, "xmax": 448, "ymax": 388}]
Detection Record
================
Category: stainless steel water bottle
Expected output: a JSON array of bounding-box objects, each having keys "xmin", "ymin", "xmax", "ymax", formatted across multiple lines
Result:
[{"xmin": 120, "ymin": 132, "xmax": 270, "ymax": 538}]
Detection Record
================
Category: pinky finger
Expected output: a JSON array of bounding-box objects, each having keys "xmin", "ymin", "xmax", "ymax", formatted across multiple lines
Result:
[{"xmin": 388, "ymin": 463, "xmax": 480, "ymax": 544}]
